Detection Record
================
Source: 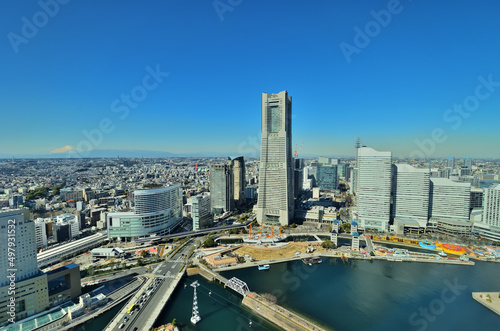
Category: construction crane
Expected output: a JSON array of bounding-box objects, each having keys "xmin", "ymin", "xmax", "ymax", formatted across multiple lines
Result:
[{"xmin": 294, "ymin": 141, "xmax": 304, "ymax": 157}]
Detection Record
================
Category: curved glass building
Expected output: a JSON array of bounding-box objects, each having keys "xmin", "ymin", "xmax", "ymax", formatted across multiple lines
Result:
[{"xmin": 106, "ymin": 184, "xmax": 183, "ymax": 241}]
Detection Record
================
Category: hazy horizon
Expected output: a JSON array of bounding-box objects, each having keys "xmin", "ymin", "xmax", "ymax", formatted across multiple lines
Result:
[{"xmin": 1, "ymin": 1, "xmax": 500, "ymax": 158}]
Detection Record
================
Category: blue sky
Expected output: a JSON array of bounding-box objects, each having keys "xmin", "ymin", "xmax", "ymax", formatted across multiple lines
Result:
[{"xmin": 1, "ymin": 0, "xmax": 499, "ymax": 158}]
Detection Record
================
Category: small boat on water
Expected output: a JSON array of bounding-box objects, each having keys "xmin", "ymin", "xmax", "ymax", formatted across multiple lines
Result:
[
  {"xmin": 258, "ymin": 264, "xmax": 270, "ymax": 270},
  {"xmin": 302, "ymin": 257, "xmax": 322, "ymax": 265}
]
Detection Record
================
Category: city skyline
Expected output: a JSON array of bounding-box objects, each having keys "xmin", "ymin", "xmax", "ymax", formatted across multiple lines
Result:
[{"xmin": 1, "ymin": 1, "xmax": 500, "ymax": 158}]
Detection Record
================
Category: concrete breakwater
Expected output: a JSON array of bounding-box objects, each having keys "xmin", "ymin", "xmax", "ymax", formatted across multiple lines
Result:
[{"xmin": 242, "ymin": 292, "xmax": 327, "ymax": 331}]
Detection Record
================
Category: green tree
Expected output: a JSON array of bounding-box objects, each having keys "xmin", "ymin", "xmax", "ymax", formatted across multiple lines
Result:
[
  {"xmin": 172, "ymin": 318, "xmax": 177, "ymax": 326},
  {"xmin": 203, "ymin": 236, "xmax": 216, "ymax": 248},
  {"xmin": 140, "ymin": 250, "xmax": 148, "ymax": 258},
  {"xmin": 229, "ymin": 228, "xmax": 239, "ymax": 234},
  {"xmin": 52, "ymin": 185, "xmax": 62, "ymax": 196},
  {"xmin": 322, "ymin": 240, "xmax": 335, "ymax": 249},
  {"xmin": 26, "ymin": 187, "xmax": 49, "ymax": 200}
]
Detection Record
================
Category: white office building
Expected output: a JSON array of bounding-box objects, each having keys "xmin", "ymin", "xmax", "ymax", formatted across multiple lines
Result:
[
  {"xmin": 429, "ymin": 178, "xmax": 471, "ymax": 221},
  {"xmin": 106, "ymin": 185, "xmax": 183, "ymax": 241},
  {"xmin": 192, "ymin": 193, "xmax": 212, "ymax": 230},
  {"xmin": 356, "ymin": 147, "xmax": 392, "ymax": 231},
  {"xmin": 392, "ymin": 164, "xmax": 430, "ymax": 228},
  {"xmin": 473, "ymin": 184, "xmax": 500, "ymax": 242},
  {"xmin": 34, "ymin": 219, "xmax": 48, "ymax": 250},
  {"xmin": 0, "ymin": 209, "xmax": 40, "ymax": 285}
]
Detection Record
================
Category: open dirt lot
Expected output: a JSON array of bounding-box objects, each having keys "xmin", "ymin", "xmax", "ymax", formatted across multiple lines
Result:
[{"xmin": 234, "ymin": 242, "xmax": 320, "ymax": 260}]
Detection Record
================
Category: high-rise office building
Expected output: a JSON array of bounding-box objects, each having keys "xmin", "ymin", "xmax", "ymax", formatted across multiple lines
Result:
[
  {"xmin": 192, "ymin": 193, "xmax": 212, "ymax": 230},
  {"xmin": 392, "ymin": 164, "xmax": 430, "ymax": 228},
  {"xmin": 482, "ymin": 184, "xmax": 500, "ymax": 227},
  {"xmin": 337, "ymin": 163, "xmax": 348, "ymax": 180},
  {"xmin": 232, "ymin": 156, "xmax": 246, "ymax": 206},
  {"xmin": 34, "ymin": 219, "xmax": 48, "ymax": 250},
  {"xmin": 316, "ymin": 164, "xmax": 338, "ymax": 191},
  {"xmin": 257, "ymin": 90, "xmax": 294, "ymax": 226},
  {"xmin": 107, "ymin": 185, "xmax": 183, "ymax": 240},
  {"xmin": 473, "ymin": 184, "xmax": 500, "ymax": 242},
  {"xmin": 429, "ymin": 178, "xmax": 471, "ymax": 221},
  {"xmin": 356, "ymin": 147, "xmax": 392, "ymax": 231},
  {"xmin": 0, "ymin": 209, "xmax": 40, "ymax": 285},
  {"xmin": 210, "ymin": 160, "xmax": 234, "ymax": 214},
  {"xmin": 0, "ymin": 209, "xmax": 49, "ymax": 324}
]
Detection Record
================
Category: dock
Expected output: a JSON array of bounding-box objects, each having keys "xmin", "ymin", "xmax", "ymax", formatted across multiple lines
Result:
[{"xmin": 472, "ymin": 292, "xmax": 500, "ymax": 316}]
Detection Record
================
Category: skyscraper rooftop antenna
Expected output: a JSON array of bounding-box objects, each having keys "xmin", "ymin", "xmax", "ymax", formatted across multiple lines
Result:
[{"xmin": 355, "ymin": 136, "xmax": 360, "ymax": 149}]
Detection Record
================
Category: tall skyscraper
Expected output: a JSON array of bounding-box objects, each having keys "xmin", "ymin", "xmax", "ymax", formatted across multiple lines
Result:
[
  {"xmin": 232, "ymin": 156, "xmax": 246, "ymax": 206},
  {"xmin": 392, "ymin": 164, "xmax": 430, "ymax": 228},
  {"xmin": 210, "ymin": 160, "xmax": 234, "ymax": 214},
  {"xmin": 356, "ymin": 147, "xmax": 392, "ymax": 231},
  {"xmin": 257, "ymin": 90, "xmax": 294, "ymax": 226}
]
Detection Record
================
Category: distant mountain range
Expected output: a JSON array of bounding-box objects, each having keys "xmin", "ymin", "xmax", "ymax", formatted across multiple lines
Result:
[{"xmin": 0, "ymin": 149, "xmax": 353, "ymax": 159}]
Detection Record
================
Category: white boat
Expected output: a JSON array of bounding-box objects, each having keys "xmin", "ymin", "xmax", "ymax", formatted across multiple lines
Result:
[{"xmin": 258, "ymin": 264, "xmax": 270, "ymax": 270}]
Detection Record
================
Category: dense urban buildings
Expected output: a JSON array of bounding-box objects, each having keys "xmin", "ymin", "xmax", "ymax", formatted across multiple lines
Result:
[
  {"xmin": 106, "ymin": 185, "xmax": 183, "ymax": 241},
  {"xmin": 257, "ymin": 91, "xmax": 294, "ymax": 226}
]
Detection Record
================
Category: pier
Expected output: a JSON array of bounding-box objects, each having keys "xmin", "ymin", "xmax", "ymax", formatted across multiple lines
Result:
[
  {"xmin": 191, "ymin": 263, "xmax": 327, "ymax": 331},
  {"xmin": 243, "ymin": 292, "xmax": 327, "ymax": 331},
  {"xmin": 472, "ymin": 292, "xmax": 500, "ymax": 316}
]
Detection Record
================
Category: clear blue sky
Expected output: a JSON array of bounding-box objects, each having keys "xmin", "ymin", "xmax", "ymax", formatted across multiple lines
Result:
[{"xmin": 1, "ymin": 0, "xmax": 499, "ymax": 158}]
